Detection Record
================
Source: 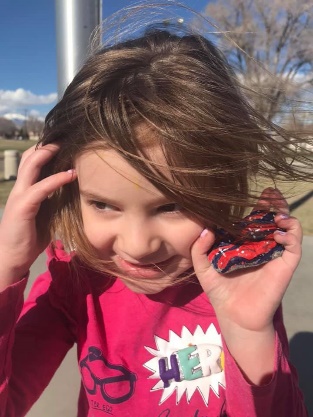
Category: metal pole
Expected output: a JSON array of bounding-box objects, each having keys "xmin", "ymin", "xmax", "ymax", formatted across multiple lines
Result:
[{"xmin": 55, "ymin": 0, "xmax": 102, "ymax": 99}]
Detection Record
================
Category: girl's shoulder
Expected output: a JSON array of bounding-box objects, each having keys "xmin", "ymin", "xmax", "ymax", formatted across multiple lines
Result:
[
  {"xmin": 45, "ymin": 240, "xmax": 114, "ymax": 297},
  {"xmin": 46, "ymin": 240, "xmax": 73, "ymax": 263}
]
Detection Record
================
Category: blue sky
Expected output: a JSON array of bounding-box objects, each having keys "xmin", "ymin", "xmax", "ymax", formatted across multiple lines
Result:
[{"xmin": 0, "ymin": 0, "xmax": 209, "ymax": 119}]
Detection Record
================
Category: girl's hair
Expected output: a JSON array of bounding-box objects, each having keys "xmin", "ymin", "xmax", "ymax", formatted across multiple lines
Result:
[{"xmin": 38, "ymin": 21, "xmax": 312, "ymax": 275}]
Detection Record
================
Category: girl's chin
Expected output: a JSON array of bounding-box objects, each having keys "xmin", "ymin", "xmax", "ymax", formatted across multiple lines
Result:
[
  {"xmin": 110, "ymin": 256, "xmax": 193, "ymax": 293},
  {"xmin": 114, "ymin": 256, "xmax": 192, "ymax": 281},
  {"xmin": 117, "ymin": 269, "xmax": 194, "ymax": 294},
  {"xmin": 114, "ymin": 256, "xmax": 180, "ymax": 280},
  {"xmin": 118, "ymin": 278, "xmax": 172, "ymax": 294}
]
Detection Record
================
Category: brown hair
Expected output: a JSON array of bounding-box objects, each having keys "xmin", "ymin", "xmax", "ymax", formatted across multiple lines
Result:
[{"xmin": 38, "ymin": 24, "xmax": 313, "ymax": 276}]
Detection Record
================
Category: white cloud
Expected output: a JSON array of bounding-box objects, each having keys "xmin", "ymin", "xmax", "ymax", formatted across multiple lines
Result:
[
  {"xmin": 28, "ymin": 109, "xmax": 41, "ymax": 118},
  {"xmin": 0, "ymin": 88, "xmax": 57, "ymax": 113}
]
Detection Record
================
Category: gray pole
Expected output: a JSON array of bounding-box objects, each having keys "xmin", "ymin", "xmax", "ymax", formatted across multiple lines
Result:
[{"xmin": 55, "ymin": 0, "xmax": 102, "ymax": 99}]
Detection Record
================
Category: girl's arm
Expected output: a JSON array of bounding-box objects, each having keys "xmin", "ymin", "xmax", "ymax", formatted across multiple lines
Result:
[
  {"xmin": 222, "ymin": 305, "xmax": 308, "ymax": 416},
  {"xmin": 191, "ymin": 188, "xmax": 308, "ymax": 415},
  {"xmin": 0, "ymin": 143, "xmax": 76, "ymax": 290},
  {"xmin": 0, "ymin": 144, "xmax": 77, "ymax": 415},
  {"xmin": 0, "ymin": 267, "xmax": 76, "ymax": 417}
]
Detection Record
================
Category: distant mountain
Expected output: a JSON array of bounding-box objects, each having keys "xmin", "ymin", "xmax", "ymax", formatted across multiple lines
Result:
[
  {"xmin": 3, "ymin": 113, "xmax": 26, "ymax": 127},
  {"xmin": 3, "ymin": 113, "xmax": 45, "ymax": 128}
]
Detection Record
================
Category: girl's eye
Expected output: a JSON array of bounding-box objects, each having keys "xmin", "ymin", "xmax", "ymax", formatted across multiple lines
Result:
[
  {"xmin": 90, "ymin": 201, "xmax": 115, "ymax": 211},
  {"xmin": 158, "ymin": 203, "xmax": 182, "ymax": 214}
]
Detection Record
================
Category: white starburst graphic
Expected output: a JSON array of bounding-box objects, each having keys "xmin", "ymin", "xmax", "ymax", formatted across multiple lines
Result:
[{"xmin": 143, "ymin": 324, "xmax": 225, "ymax": 406}]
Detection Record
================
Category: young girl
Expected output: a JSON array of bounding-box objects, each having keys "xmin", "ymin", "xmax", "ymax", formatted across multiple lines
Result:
[{"xmin": 0, "ymin": 11, "xmax": 312, "ymax": 417}]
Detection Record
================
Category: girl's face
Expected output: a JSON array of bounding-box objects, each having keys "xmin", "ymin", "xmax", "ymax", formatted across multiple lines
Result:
[{"xmin": 76, "ymin": 147, "xmax": 213, "ymax": 294}]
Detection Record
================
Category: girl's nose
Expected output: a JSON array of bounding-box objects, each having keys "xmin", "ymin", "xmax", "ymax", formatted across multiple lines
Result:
[{"xmin": 117, "ymin": 219, "xmax": 162, "ymax": 261}]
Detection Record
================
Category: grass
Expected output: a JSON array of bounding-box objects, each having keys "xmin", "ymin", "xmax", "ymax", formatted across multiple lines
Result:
[
  {"xmin": 292, "ymin": 198, "xmax": 313, "ymax": 235},
  {"xmin": 253, "ymin": 179, "xmax": 313, "ymax": 235},
  {"xmin": 0, "ymin": 137, "xmax": 35, "ymax": 156},
  {"xmin": 0, "ymin": 137, "xmax": 36, "ymax": 206},
  {"xmin": 0, "ymin": 139, "xmax": 312, "ymax": 234}
]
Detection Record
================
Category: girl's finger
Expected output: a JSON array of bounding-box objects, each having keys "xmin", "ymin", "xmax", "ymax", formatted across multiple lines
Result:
[
  {"xmin": 190, "ymin": 228, "xmax": 215, "ymax": 290},
  {"xmin": 22, "ymin": 169, "xmax": 77, "ymax": 213},
  {"xmin": 275, "ymin": 214, "xmax": 303, "ymax": 247},
  {"xmin": 274, "ymin": 215, "xmax": 302, "ymax": 271},
  {"xmin": 271, "ymin": 189, "xmax": 289, "ymax": 215},
  {"xmin": 15, "ymin": 144, "xmax": 62, "ymax": 191},
  {"xmin": 253, "ymin": 187, "xmax": 274, "ymax": 211},
  {"xmin": 5, "ymin": 170, "xmax": 77, "ymax": 223},
  {"xmin": 18, "ymin": 143, "xmax": 43, "ymax": 170},
  {"xmin": 253, "ymin": 188, "xmax": 289, "ymax": 214}
]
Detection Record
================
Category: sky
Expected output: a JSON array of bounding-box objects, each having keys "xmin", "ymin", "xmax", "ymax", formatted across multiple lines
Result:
[{"xmin": 0, "ymin": 0, "xmax": 209, "ymax": 120}]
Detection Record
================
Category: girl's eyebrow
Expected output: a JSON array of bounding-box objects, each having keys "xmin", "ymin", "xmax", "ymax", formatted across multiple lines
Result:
[
  {"xmin": 79, "ymin": 190, "xmax": 115, "ymax": 203},
  {"xmin": 79, "ymin": 189, "xmax": 173, "ymax": 206}
]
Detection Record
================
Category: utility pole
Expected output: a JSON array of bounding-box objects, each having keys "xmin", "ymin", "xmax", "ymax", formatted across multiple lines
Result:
[
  {"xmin": 55, "ymin": 0, "xmax": 102, "ymax": 99},
  {"xmin": 23, "ymin": 108, "xmax": 28, "ymax": 138}
]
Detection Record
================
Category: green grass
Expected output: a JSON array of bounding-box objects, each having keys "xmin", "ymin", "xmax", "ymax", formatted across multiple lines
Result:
[
  {"xmin": 0, "ymin": 137, "xmax": 35, "ymax": 156},
  {"xmin": 292, "ymin": 198, "xmax": 313, "ymax": 235},
  {"xmin": 0, "ymin": 138, "xmax": 36, "ymax": 205}
]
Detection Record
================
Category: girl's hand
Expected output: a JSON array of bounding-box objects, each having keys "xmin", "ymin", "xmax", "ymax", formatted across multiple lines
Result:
[
  {"xmin": 191, "ymin": 187, "xmax": 301, "ymax": 331},
  {"xmin": 191, "ymin": 188, "xmax": 301, "ymax": 384},
  {"xmin": 0, "ymin": 144, "xmax": 77, "ymax": 288}
]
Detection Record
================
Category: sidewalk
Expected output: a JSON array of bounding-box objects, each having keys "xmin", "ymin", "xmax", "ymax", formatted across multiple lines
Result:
[
  {"xmin": 25, "ymin": 254, "xmax": 80, "ymax": 417},
  {"xmin": 282, "ymin": 236, "xmax": 313, "ymax": 416},
  {"xmin": 0, "ymin": 208, "xmax": 312, "ymax": 415}
]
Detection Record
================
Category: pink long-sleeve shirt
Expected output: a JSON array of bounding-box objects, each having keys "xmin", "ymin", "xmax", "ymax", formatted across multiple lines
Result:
[{"xmin": 0, "ymin": 244, "xmax": 308, "ymax": 416}]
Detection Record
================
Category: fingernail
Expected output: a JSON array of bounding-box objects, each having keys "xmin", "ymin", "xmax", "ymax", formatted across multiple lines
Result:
[
  {"xmin": 275, "ymin": 230, "xmax": 286, "ymax": 235},
  {"xmin": 279, "ymin": 213, "xmax": 289, "ymax": 220},
  {"xmin": 200, "ymin": 229, "xmax": 208, "ymax": 238}
]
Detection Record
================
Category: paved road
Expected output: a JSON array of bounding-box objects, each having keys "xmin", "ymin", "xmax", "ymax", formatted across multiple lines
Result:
[{"xmin": 0, "ymin": 209, "xmax": 312, "ymax": 416}]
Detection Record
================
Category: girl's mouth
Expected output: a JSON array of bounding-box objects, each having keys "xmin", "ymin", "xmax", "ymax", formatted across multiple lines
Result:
[{"xmin": 115, "ymin": 256, "xmax": 175, "ymax": 279}]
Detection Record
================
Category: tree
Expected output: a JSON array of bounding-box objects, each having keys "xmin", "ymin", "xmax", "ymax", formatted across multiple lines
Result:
[
  {"xmin": 203, "ymin": 0, "xmax": 313, "ymax": 122},
  {"xmin": 17, "ymin": 127, "xmax": 29, "ymax": 140},
  {"xmin": 0, "ymin": 117, "xmax": 16, "ymax": 139},
  {"xmin": 27, "ymin": 116, "xmax": 44, "ymax": 136}
]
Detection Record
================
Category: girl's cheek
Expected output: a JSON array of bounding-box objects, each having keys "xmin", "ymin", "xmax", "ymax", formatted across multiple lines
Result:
[{"xmin": 178, "ymin": 225, "xmax": 208, "ymax": 254}]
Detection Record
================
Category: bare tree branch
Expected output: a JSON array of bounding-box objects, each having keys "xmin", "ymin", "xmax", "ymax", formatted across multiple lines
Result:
[{"xmin": 203, "ymin": 0, "xmax": 313, "ymax": 121}]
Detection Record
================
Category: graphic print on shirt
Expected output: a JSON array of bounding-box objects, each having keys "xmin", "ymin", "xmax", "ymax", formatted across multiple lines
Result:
[
  {"xmin": 143, "ymin": 324, "xmax": 225, "ymax": 406},
  {"xmin": 80, "ymin": 346, "xmax": 137, "ymax": 404}
]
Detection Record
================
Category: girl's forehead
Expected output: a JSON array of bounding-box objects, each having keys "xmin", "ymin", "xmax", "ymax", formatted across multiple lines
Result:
[
  {"xmin": 75, "ymin": 145, "xmax": 168, "ymax": 182},
  {"xmin": 75, "ymin": 148, "xmax": 168, "ymax": 199},
  {"xmin": 76, "ymin": 122, "xmax": 168, "ymax": 169},
  {"xmin": 74, "ymin": 123, "xmax": 172, "ymax": 191}
]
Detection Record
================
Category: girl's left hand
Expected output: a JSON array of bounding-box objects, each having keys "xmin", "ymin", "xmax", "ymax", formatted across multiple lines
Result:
[{"xmin": 191, "ymin": 188, "xmax": 302, "ymax": 333}]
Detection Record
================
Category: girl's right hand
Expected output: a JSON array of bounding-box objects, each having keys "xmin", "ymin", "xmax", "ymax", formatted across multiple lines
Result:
[{"xmin": 0, "ymin": 144, "xmax": 77, "ymax": 289}]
